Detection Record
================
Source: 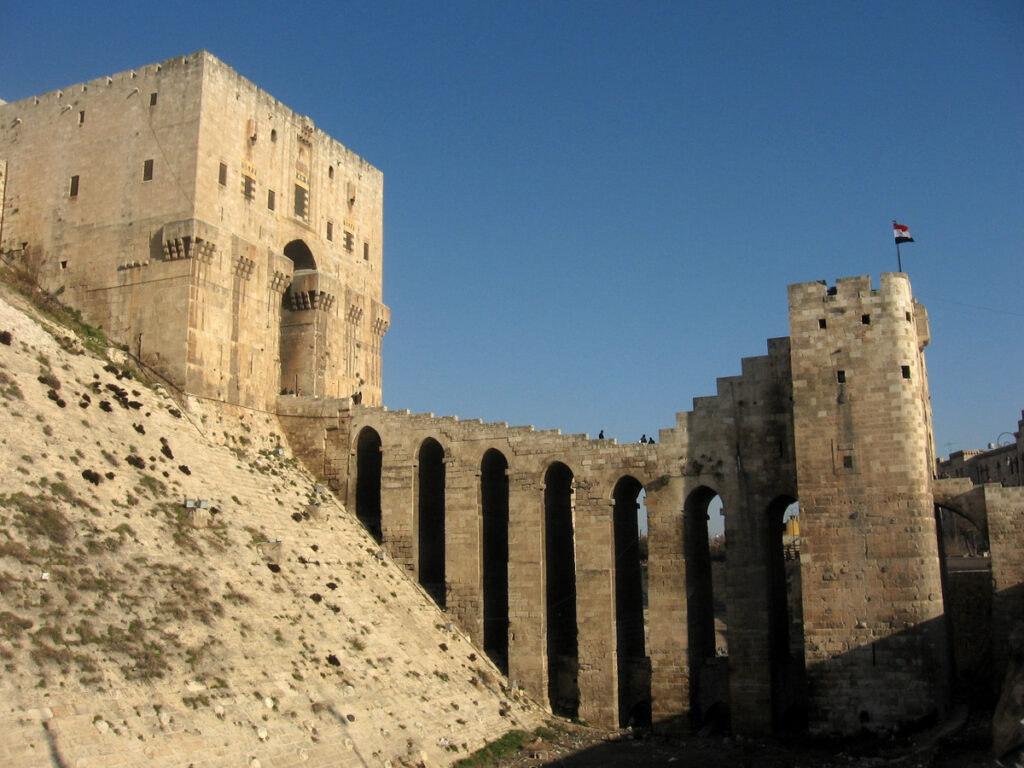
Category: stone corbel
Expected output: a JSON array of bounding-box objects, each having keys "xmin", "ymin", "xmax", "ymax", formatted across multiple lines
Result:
[
  {"xmin": 269, "ymin": 270, "xmax": 290, "ymax": 294},
  {"xmin": 287, "ymin": 289, "xmax": 336, "ymax": 312},
  {"xmin": 232, "ymin": 255, "xmax": 255, "ymax": 280}
]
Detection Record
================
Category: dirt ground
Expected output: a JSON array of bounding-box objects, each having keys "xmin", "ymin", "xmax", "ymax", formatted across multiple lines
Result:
[{"xmin": 489, "ymin": 711, "xmax": 998, "ymax": 768}]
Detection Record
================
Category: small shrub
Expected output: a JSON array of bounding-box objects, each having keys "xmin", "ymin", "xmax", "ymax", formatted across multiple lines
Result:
[
  {"xmin": 0, "ymin": 611, "xmax": 34, "ymax": 639},
  {"xmin": 453, "ymin": 730, "xmax": 529, "ymax": 768}
]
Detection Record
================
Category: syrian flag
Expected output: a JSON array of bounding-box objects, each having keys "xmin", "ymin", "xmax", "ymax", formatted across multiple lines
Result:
[{"xmin": 893, "ymin": 222, "xmax": 914, "ymax": 244}]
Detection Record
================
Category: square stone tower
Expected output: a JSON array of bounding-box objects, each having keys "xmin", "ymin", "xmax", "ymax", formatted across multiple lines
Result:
[
  {"xmin": 789, "ymin": 274, "xmax": 947, "ymax": 733},
  {"xmin": 0, "ymin": 52, "xmax": 388, "ymax": 409}
]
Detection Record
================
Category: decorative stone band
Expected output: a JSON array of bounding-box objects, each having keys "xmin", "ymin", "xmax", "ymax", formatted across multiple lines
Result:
[
  {"xmin": 117, "ymin": 260, "xmax": 150, "ymax": 270},
  {"xmin": 287, "ymin": 288, "xmax": 336, "ymax": 312}
]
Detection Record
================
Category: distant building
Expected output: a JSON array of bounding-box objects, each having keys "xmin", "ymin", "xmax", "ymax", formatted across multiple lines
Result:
[
  {"xmin": 0, "ymin": 52, "xmax": 389, "ymax": 410},
  {"xmin": 937, "ymin": 411, "xmax": 1023, "ymax": 487}
]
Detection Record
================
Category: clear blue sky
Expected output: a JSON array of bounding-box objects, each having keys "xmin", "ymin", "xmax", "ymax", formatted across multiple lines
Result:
[{"xmin": 2, "ymin": 1, "xmax": 1021, "ymax": 457}]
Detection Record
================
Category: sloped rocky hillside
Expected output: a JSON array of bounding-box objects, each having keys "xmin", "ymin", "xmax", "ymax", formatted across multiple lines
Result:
[{"xmin": 0, "ymin": 282, "xmax": 545, "ymax": 768}]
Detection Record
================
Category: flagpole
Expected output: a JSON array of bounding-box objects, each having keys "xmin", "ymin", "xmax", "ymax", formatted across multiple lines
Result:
[{"xmin": 893, "ymin": 220, "xmax": 903, "ymax": 272}]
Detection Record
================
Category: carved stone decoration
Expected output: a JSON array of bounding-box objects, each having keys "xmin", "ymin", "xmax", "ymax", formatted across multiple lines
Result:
[
  {"xmin": 269, "ymin": 270, "xmax": 290, "ymax": 294},
  {"xmin": 162, "ymin": 235, "xmax": 216, "ymax": 263},
  {"xmin": 287, "ymin": 288, "xmax": 335, "ymax": 312},
  {"xmin": 232, "ymin": 255, "xmax": 255, "ymax": 279}
]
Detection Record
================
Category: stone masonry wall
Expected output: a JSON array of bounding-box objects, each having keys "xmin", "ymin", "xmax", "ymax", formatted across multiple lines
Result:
[
  {"xmin": 986, "ymin": 485, "xmax": 1024, "ymax": 679},
  {"xmin": 275, "ymin": 328, "xmax": 799, "ymax": 735}
]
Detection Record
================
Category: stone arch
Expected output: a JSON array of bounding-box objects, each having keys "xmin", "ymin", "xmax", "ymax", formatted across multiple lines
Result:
[
  {"xmin": 481, "ymin": 448, "xmax": 510, "ymax": 674},
  {"xmin": 933, "ymin": 498, "xmax": 993, "ymax": 703},
  {"xmin": 766, "ymin": 495, "xmax": 806, "ymax": 731},
  {"xmin": 355, "ymin": 427, "xmax": 382, "ymax": 543},
  {"xmin": 544, "ymin": 460, "xmax": 578, "ymax": 718},
  {"xmin": 417, "ymin": 437, "xmax": 446, "ymax": 607},
  {"xmin": 935, "ymin": 502, "xmax": 990, "ymax": 554},
  {"xmin": 283, "ymin": 239, "xmax": 316, "ymax": 271},
  {"xmin": 613, "ymin": 475, "xmax": 650, "ymax": 727},
  {"xmin": 684, "ymin": 484, "xmax": 729, "ymax": 728},
  {"xmin": 279, "ymin": 239, "xmax": 319, "ymax": 395}
]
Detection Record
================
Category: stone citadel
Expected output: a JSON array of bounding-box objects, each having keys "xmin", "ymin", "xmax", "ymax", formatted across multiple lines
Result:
[{"xmin": 2, "ymin": 52, "xmax": 1021, "ymax": 740}]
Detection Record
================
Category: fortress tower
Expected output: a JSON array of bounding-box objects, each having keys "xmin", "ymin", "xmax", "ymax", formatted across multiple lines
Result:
[
  {"xmin": 788, "ymin": 274, "xmax": 948, "ymax": 733},
  {"xmin": 0, "ymin": 52, "xmax": 389, "ymax": 409}
]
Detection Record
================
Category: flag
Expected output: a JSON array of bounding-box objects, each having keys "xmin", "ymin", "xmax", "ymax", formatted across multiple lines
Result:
[{"xmin": 893, "ymin": 222, "xmax": 914, "ymax": 244}]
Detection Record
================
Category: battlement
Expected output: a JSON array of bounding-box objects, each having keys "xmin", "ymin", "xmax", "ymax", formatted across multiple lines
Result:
[
  {"xmin": 1, "ymin": 52, "xmax": 201, "ymax": 113},
  {"xmin": 788, "ymin": 272, "xmax": 913, "ymax": 309}
]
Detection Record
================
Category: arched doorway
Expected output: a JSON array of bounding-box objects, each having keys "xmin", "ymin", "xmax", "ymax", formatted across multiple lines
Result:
[
  {"xmin": 545, "ymin": 461, "xmax": 578, "ymax": 718},
  {"xmin": 279, "ymin": 239, "xmax": 320, "ymax": 396},
  {"xmin": 767, "ymin": 495, "xmax": 806, "ymax": 731},
  {"xmin": 481, "ymin": 449, "xmax": 510, "ymax": 674},
  {"xmin": 935, "ymin": 503, "xmax": 991, "ymax": 704},
  {"xmin": 684, "ymin": 486, "xmax": 729, "ymax": 729},
  {"xmin": 613, "ymin": 475, "xmax": 650, "ymax": 727},
  {"xmin": 417, "ymin": 438, "xmax": 446, "ymax": 608},
  {"xmin": 355, "ymin": 427, "xmax": 382, "ymax": 543},
  {"xmin": 283, "ymin": 239, "xmax": 316, "ymax": 270}
]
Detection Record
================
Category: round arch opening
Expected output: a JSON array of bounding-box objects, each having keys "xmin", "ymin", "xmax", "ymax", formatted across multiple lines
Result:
[
  {"xmin": 355, "ymin": 427, "xmax": 382, "ymax": 543},
  {"xmin": 417, "ymin": 438, "xmax": 446, "ymax": 608},
  {"xmin": 283, "ymin": 239, "xmax": 316, "ymax": 271},
  {"xmin": 544, "ymin": 461, "xmax": 578, "ymax": 718},
  {"xmin": 684, "ymin": 485, "xmax": 729, "ymax": 729},
  {"xmin": 613, "ymin": 475, "xmax": 651, "ymax": 727},
  {"xmin": 481, "ymin": 449, "xmax": 510, "ymax": 674}
]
